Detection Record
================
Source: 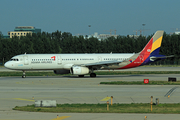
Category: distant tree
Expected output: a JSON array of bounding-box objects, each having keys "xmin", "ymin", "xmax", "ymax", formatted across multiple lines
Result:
[
  {"xmin": 87, "ymin": 37, "xmax": 100, "ymax": 53},
  {"xmin": 0, "ymin": 31, "xmax": 2, "ymax": 39},
  {"xmin": 1, "ymin": 30, "xmax": 180, "ymax": 64}
]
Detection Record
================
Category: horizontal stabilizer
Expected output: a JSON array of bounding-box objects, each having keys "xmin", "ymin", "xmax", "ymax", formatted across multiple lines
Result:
[{"xmin": 150, "ymin": 55, "xmax": 174, "ymax": 61}]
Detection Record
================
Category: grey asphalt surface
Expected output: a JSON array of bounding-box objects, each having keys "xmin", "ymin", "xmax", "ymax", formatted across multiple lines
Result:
[{"xmin": 0, "ymin": 67, "xmax": 180, "ymax": 120}]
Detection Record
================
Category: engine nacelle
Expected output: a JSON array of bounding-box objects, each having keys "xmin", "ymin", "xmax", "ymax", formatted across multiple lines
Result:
[
  {"xmin": 70, "ymin": 66, "xmax": 89, "ymax": 75},
  {"xmin": 54, "ymin": 69, "xmax": 70, "ymax": 74}
]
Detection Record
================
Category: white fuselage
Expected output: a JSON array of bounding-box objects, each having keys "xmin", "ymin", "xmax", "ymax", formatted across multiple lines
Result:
[
  {"xmin": 4, "ymin": 53, "xmax": 135, "ymax": 71},
  {"xmin": 4, "ymin": 31, "xmax": 166, "ymax": 77}
]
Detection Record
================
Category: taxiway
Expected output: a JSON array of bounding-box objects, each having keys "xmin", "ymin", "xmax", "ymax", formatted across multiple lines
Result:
[{"xmin": 0, "ymin": 73, "xmax": 180, "ymax": 120}]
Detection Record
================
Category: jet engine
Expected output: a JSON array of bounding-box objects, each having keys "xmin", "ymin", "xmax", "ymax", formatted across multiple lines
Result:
[
  {"xmin": 70, "ymin": 66, "xmax": 89, "ymax": 75},
  {"xmin": 54, "ymin": 69, "xmax": 70, "ymax": 74}
]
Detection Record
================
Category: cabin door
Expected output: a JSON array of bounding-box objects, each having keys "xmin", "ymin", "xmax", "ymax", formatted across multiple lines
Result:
[
  {"xmin": 24, "ymin": 56, "xmax": 29, "ymax": 65},
  {"xmin": 57, "ymin": 56, "xmax": 62, "ymax": 65},
  {"xmin": 98, "ymin": 56, "xmax": 102, "ymax": 62}
]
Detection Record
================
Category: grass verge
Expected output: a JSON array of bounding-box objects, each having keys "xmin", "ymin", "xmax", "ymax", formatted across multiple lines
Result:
[
  {"xmin": 1, "ymin": 71, "xmax": 180, "ymax": 77},
  {"xmin": 95, "ymin": 71, "xmax": 180, "ymax": 75},
  {"xmin": 0, "ymin": 72, "xmax": 69, "ymax": 77},
  {"xmin": 100, "ymin": 81, "xmax": 180, "ymax": 85},
  {"xmin": 13, "ymin": 103, "xmax": 180, "ymax": 113}
]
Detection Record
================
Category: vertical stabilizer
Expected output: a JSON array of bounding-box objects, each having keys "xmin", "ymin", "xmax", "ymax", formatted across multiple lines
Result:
[
  {"xmin": 150, "ymin": 31, "xmax": 164, "ymax": 55},
  {"xmin": 138, "ymin": 30, "xmax": 164, "ymax": 65},
  {"xmin": 139, "ymin": 31, "xmax": 164, "ymax": 56},
  {"xmin": 119, "ymin": 31, "xmax": 164, "ymax": 69}
]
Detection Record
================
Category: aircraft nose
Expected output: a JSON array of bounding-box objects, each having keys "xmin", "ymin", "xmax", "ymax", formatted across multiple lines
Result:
[{"xmin": 4, "ymin": 62, "xmax": 11, "ymax": 69}]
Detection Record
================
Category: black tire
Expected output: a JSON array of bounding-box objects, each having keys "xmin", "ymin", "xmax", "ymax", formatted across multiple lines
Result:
[
  {"xmin": 22, "ymin": 75, "xmax": 26, "ymax": 78},
  {"xmin": 90, "ymin": 73, "xmax": 96, "ymax": 77},
  {"xmin": 78, "ymin": 75, "xmax": 84, "ymax": 77}
]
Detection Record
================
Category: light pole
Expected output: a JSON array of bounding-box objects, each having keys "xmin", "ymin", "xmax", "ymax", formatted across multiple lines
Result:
[
  {"xmin": 88, "ymin": 25, "xmax": 91, "ymax": 36},
  {"xmin": 142, "ymin": 24, "xmax": 145, "ymax": 36}
]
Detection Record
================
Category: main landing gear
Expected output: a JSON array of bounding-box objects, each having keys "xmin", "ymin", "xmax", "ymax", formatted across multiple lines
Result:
[
  {"xmin": 78, "ymin": 75, "xmax": 84, "ymax": 77},
  {"xmin": 22, "ymin": 70, "xmax": 26, "ymax": 78},
  {"xmin": 90, "ymin": 73, "xmax": 96, "ymax": 77},
  {"xmin": 78, "ymin": 73, "xmax": 96, "ymax": 77}
]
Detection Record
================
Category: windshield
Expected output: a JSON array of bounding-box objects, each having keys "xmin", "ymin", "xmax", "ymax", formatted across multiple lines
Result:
[{"xmin": 10, "ymin": 58, "xmax": 19, "ymax": 61}]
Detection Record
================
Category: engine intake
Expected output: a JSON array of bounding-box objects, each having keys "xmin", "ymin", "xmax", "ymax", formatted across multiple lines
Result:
[{"xmin": 70, "ymin": 66, "xmax": 89, "ymax": 75}]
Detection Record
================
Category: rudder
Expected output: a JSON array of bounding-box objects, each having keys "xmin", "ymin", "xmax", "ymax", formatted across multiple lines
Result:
[{"xmin": 150, "ymin": 31, "xmax": 164, "ymax": 55}]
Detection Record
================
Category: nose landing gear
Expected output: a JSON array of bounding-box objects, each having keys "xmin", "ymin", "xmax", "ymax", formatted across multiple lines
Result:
[{"xmin": 22, "ymin": 70, "xmax": 26, "ymax": 78}]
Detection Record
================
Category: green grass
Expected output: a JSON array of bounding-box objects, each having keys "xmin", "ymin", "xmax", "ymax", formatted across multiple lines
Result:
[
  {"xmin": 95, "ymin": 71, "xmax": 180, "ymax": 75},
  {"xmin": 142, "ymin": 65, "xmax": 180, "ymax": 67},
  {"xmin": 13, "ymin": 103, "xmax": 180, "ymax": 113},
  {"xmin": 0, "ymin": 71, "xmax": 180, "ymax": 77},
  {"xmin": 100, "ymin": 81, "xmax": 180, "ymax": 85},
  {"xmin": 0, "ymin": 72, "xmax": 69, "ymax": 77}
]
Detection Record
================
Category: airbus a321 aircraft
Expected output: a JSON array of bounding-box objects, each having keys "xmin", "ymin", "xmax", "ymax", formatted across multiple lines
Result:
[{"xmin": 4, "ymin": 31, "xmax": 171, "ymax": 78}]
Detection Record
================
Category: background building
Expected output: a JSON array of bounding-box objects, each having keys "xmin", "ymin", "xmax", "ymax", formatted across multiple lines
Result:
[
  {"xmin": 97, "ymin": 33, "xmax": 118, "ymax": 40},
  {"xmin": 7, "ymin": 26, "xmax": 41, "ymax": 38},
  {"xmin": 76, "ymin": 32, "xmax": 118, "ymax": 40}
]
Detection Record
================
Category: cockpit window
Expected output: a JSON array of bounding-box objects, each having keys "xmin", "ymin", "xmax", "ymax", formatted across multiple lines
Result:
[{"xmin": 10, "ymin": 58, "xmax": 19, "ymax": 61}]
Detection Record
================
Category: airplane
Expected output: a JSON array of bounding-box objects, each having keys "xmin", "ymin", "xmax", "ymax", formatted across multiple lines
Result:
[{"xmin": 4, "ymin": 31, "xmax": 172, "ymax": 78}]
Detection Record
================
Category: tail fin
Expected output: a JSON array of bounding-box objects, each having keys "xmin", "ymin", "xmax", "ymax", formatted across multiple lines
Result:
[
  {"xmin": 139, "ymin": 31, "xmax": 164, "ymax": 65},
  {"xmin": 139, "ymin": 31, "xmax": 164, "ymax": 56},
  {"xmin": 119, "ymin": 31, "xmax": 165, "ymax": 69}
]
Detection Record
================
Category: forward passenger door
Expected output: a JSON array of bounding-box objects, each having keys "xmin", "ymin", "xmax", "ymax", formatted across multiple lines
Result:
[
  {"xmin": 57, "ymin": 56, "xmax": 62, "ymax": 65},
  {"xmin": 24, "ymin": 56, "xmax": 29, "ymax": 65}
]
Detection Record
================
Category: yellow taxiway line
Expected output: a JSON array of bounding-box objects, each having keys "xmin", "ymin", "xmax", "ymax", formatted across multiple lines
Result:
[
  {"xmin": 13, "ymin": 98, "xmax": 35, "ymax": 102},
  {"xmin": 100, "ymin": 97, "xmax": 111, "ymax": 101},
  {"xmin": 51, "ymin": 116, "xmax": 71, "ymax": 120}
]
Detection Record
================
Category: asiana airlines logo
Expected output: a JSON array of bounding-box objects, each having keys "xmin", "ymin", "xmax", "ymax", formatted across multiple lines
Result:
[
  {"xmin": 129, "ymin": 59, "xmax": 133, "ymax": 63},
  {"xmin": 51, "ymin": 56, "xmax": 56, "ymax": 61}
]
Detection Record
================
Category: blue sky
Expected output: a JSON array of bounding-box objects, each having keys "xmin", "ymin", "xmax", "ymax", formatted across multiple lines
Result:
[{"xmin": 1, "ymin": 0, "xmax": 180, "ymax": 36}]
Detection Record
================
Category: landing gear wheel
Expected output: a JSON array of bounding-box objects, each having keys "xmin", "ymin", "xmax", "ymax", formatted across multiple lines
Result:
[
  {"xmin": 22, "ymin": 70, "xmax": 26, "ymax": 78},
  {"xmin": 22, "ymin": 75, "xmax": 26, "ymax": 78},
  {"xmin": 78, "ymin": 75, "xmax": 84, "ymax": 77},
  {"xmin": 90, "ymin": 73, "xmax": 96, "ymax": 77}
]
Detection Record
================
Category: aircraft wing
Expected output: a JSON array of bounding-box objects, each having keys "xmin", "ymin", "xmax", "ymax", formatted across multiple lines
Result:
[{"xmin": 77, "ymin": 60, "xmax": 123, "ymax": 67}]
